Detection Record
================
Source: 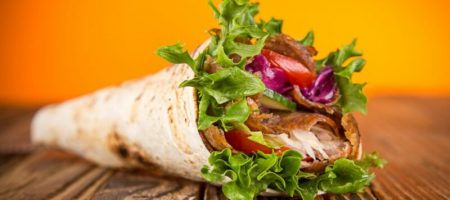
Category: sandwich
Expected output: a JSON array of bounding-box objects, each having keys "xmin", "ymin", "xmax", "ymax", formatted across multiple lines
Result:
[{"xmin": 31, "ymin": 0, "xmax": 385, "ymax": 199}]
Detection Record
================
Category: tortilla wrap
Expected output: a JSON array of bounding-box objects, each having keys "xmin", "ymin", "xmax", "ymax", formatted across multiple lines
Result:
[
  {"xmin": 31, "ymin": 39, "xmax": 362, "ymax": 186},
  {"xmin": 32, "ymin": 40, "xmax": 211, "ymax": 181}
]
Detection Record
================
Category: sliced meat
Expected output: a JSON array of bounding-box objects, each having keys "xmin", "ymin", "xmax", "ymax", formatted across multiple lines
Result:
[
  {"xmin": 291, "ymin": 85, "xmax": 340, "ymax": 114},
  {"xmin": 245, "ymin": 96, "xmax": 288, "ymax": 135},
  {"xmin": 203, "ymin": 125, "xmax": 232, "ymax": 151},
  {"xmin": 245, "ymin": 111, "xmax": 284, "ymax": 135},
  {"xmin": 264, "ymin": 34, "xmax": 317, "ymax": 73},
  {"xmin": 276, "ymin": 112, "xmax": 339, "ymax": 134},
  {"xmin": 339, "ymin": 113, "xmax": 361, "ymax": 159},
  {"xmin": 305, "ymin": 46, "xmax": 318, "ymax": 57}
]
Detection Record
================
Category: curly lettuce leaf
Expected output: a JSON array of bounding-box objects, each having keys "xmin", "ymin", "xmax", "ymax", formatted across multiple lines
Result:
[
  {"xmin": 319, "ymin": 159, "xmax": 374, "ymax": 193},
  {"xmin": 316, "ymin": 39, "xmax": 368, "ymax": 114},
  {"xmin": 202, "ymin": 149, "xmax": 385, "ymax": 200},
  {"xmin": 158, "ymin": 0, "xmax": 280, "ymax": 131},
  {"xmin": 197, "ymin": 94, "xmax": 253, "ymax": 131},
  {"xmin": 257, "ymin": 17, "xmax": 283, "ymax": 36},
  {"xmin": 319, "ymin": 152, "xmax": 386, "ymax": 193},
  {"xmin": 156, "ymin": 43, "xmax": 195, "ymax": 69},
  {"xmin": 299, "ymin": 31, "xmax": 314, "ymax": 46},
  {"xmin": 181, "ymin": 67, "xmax": 264, "ymax": 104},
  {"xmin": 196, "ymin": 94, "xmax": 220, "ymax": 130},
  {"xmin": 212, "ymin": 0, "xmax": 259, "ymax": 28},
  {"xmin": 156, "ymin": 43, "xmax": 208, "ymax": 74},
  {"xmin": 208, "ymin": 0, "xmax": 269, "ymax": 68},
  {"xmin": 219, "ymin": 98, "xmax": 253, "ymax": 131},
  {"xmin": 184, "ymin": 67, "xmax": 264, "ymax": 130},
  {"xmin": 356, "ymin": 152, "xmax": 387, "ymax": 169}
]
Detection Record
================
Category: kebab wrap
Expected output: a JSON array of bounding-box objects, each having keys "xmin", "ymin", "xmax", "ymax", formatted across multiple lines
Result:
[
  {"xmin": 32, "ymin": 0, "xmax": 385, "ymax": 199},
  {"xmin": 32, "ymin": 40, "xmax": 211, "ymax": 181}
]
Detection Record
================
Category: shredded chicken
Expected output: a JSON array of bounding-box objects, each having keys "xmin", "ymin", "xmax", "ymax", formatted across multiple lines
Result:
[
  {"xmin": 245, "ymin": 103, "xmax": 351, "ymax": 171},
  {"xmin": 264, "ymin": 122, "xmax": 351, "ymax": 172}
]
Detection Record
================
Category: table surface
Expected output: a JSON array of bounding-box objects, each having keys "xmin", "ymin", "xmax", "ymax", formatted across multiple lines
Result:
[{"xmin": 0, "ymin": 96, "xmax": 449, "ymax": 200}]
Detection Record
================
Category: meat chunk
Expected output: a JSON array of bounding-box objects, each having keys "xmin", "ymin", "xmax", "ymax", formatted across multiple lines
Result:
[
  {"xmin": 264, "ymin": 34, "xmax": 317, "ymax": 73},
  {"xmin": 202, "ymin": 125, "xmax": 232, "ymax": 151},
  {"xmin": 339, "ymin": 113, "xmax": 361, "ymax": 159},
  {"xmin": 291, "ymin": 85, "xmax": 340, "ymax": 114}
]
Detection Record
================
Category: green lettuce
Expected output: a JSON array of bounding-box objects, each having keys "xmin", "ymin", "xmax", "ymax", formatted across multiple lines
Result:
[
  {"xmin": 196, "ymin": 95, "xmax": 253, "ymax": 131},
  {"xmin": 157, "ymin": 0, "xmax": 274, "ymax": 131},
  {"xmin": 299, "ymin": 31, "xmax": 314, "ymax": 46},
  {"xmin": 247, "ymin": 131, "xmax": 275, "ymax": 148},
  {"xmin": 208, "ymin": 0, "xmax": 269, "ymax": 69},
  {"xmin": 156, "ymin": 43, "xmax": 195, "ymax": 68},
  {"xmin": 180, "ymin": 67, "xmax": 264, "ymax": 104},
  {"xmin": 316, "ymin": 39, "xmax": 368, "ymax": 114},
  {"xmin": 181, "ymin": 67, "xmax": 264, "ymax": 130},
  {"xmin": 202, "ymin": 149, "xmax": 386, "ymax": 200},
  {"xmin": 156, "ymin": 43, "xmax": 207, "ymax": 74},
  {"xmin": 257, "ymin": 17, "xmax": 283, "ymax": 36}
]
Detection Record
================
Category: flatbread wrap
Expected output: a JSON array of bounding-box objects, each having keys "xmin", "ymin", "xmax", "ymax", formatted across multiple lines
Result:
[
  {"xmin": 31, "ymin": 0, "xmax": 386, "ymax": 199},
  {"xmin": 32, "ymin": 40, "xmax": 211, "ymax": 181}
]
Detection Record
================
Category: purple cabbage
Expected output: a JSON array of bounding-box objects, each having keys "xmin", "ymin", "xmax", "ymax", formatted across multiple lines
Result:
[
  {"xmin": 246, "ymin": 55, "xmax": 292, "ymax": 94},
  {"xmin": 300, "ymin": 66, "xmax": 337, "ymax": 103}
]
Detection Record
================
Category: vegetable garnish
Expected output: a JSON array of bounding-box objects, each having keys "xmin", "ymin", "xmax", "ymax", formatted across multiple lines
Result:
[
  {"xmin": 157, "ymin": 0, "xmax": 383, "ymax": 199},
  {"xmin": 301, "ymin": 66, "xmax": 338, "ymax": 104},
  {"xmin": 157, "ymin": 0, "xmax": 270, "ymax": 131},
  {"xmin": 245, "ymin": 54, "xmax": 292, "ymax": 94},
  {"xmin": 316, "ymin": 40, "xmax": 368, "ymax": 114},
  {"xmin": 261, "ymin": 49, "xmax": 316, "ymax": 88},
  {"xmin": 224, "ymin": 129, "xmax": 273, "ymax": 154},
  {"xmin": 202, "ymin": 149, "xmax": 386, "ymax": 200}
]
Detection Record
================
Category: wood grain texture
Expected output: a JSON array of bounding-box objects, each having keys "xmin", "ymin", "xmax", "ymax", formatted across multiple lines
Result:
[
  {"xmin": 0, "ymin": 96, "xmax": 449, "ymax": 200},
  {"xmin": 0, "ymin": 150, "xmax": 94, "ymax": 200},
  {"xmin": 0, "ymin": 107, "xmax": 36, "ymax": 154},
  {"xmin": 356, "ymin": 97, "xmax": 450, "ymax": 200},
  {"xmin": 91, "ymin": 171, "xmax": 202, "ymax": 200}
]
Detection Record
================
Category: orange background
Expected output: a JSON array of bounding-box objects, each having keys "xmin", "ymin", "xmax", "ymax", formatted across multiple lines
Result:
[{"xmin": 1, "ymin": 0, "xmax": 449, "ymax": 106}]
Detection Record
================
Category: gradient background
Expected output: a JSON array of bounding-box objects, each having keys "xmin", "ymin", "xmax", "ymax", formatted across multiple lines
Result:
[{"xmin": 1, "ymin": 0, "xmax": 449, "ymax": 106}]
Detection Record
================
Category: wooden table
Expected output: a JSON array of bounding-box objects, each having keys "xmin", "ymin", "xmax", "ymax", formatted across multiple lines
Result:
[{"xmin": 0, "ymin": 96, "xmax": 449, "ymax": 200}]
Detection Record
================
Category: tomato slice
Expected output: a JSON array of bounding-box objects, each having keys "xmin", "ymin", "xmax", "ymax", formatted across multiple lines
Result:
[
  {"xmin": 224, "ymin": 130, "xmax": 290, "ymax": 155},
  {"xmin": 225, "ymin": 130, "xmax": 272, "ymax": 154},
  {"xmin": 261, "ymin": 49, "xmax": 315, "ymax": 88}
]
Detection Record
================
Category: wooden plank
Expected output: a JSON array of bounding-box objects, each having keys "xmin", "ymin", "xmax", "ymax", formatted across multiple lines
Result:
[
  {"xmin": 202, "ymin": 184, "xmax": 227, "ymax": 200},
  {"xmin": 0, "ymin": 107, "xmax": 34, "ymax": 126},
  {"xmin": 92, "ymin": 170, "xmax": 202, "ymax": 200},
  {"xmin": 356, "ymin": 96, "xmax": 450, "ymax": 200},
  {"xmin": 0, "ymin": 150, "xmax": 94, "ymax": 200},
  {"xmin": 50, "ymin": 168, "xmax": 114, "ymax": 200},
  {"xmin": 0, "ymin": 109, "xmax": 36, "ymax": 154},
  {"xmin": 202, "ymin": 184, "xmax": 342, "ymax": 200},
  {"xmin": 324, "ymin": 188, "xmax": 378, "ymax": 200},
  {"xmin": 0, "ymin": 154, "xmax": 28, "ymax": 176},
  {"xmin": 75, "ymin": 170, "xmax": 115, "ymax": 200}
]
